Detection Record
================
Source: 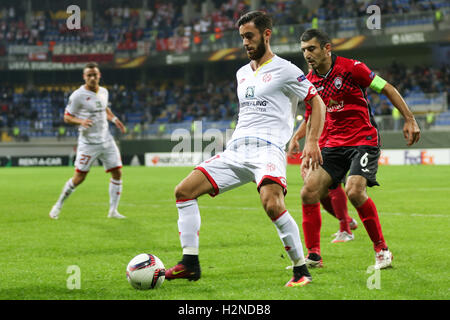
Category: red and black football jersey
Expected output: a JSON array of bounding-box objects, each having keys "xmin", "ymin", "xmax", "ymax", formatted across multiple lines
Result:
[{"xmin": 306, "ymin": 54, "xmax": 380, "ymax": 148}]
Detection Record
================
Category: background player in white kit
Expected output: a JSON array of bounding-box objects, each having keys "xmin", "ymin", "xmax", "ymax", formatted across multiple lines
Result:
[
  {"xmin": 165, "ymin": 11, "xmax": 326, "ymax": 287},
  {"xmin": 49, "ymin": 62, "xmax": 127, "ymax": 220}
]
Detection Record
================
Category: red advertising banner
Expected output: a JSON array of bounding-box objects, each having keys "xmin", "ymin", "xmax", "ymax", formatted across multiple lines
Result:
[
  {"xmin": 52, "ymin": 54, "xmax": 114, "ymax": 63},
  {"xmin": 287, "ymin": 153, "xmax": 302, "ymax": 165},
  {"xmin": 52, "ymin": 43, "xmax": 115, "ymax": 63},
  {"xmin": 156, "ymin": 37, "xmax": 190, "ymax": 52}
]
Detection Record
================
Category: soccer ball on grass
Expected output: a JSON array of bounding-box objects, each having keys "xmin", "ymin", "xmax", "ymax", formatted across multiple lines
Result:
[{"xmin": 126, "ymin": 253, "xmax": 165, "ymax": 290}]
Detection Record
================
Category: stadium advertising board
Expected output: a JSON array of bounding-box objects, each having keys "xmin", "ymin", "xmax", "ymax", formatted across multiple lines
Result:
[
  {"xmin": 159, "ymin": 30, "xmax": 448, "ymax": 65},
  {"xmin": 0, "ymin": 156, "xmax": 71, "ymax": 167},
  {"xmin": 8, "ymin": 61, "xmax": 87, "ymax": 70},
  {"xmin": 144, "ymin": 152, "xmax": 205, "ymax": 167},
  {"xmin": 286, "ymin": 149, "xmax": 450, "ymax": 166},
  {"xmin": 4, "ymin": 30, "xmax": 447, "ymax": 69},
  {"xmin": 8, "ymin": 45, "xmax": 47, "ymax": 55},
  {"xmin": 1, "ymin": 150, "xmax": 449, "ymax": 167},
  {"xmin": 378, "ymin": 149, "xmax": 450, "ymax": 165},
  {"xmin": 143, "ymin": 150, "xmax": 450, "ymax": 167},
  {"xmin": 52, "ymin": 43, "xmax": 115, "ymax": 63}
]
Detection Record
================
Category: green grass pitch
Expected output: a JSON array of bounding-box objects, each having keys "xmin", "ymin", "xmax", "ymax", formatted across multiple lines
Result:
[{"xmin": 0, "ymin": 165, "xmax": 449, "ymax": 300}]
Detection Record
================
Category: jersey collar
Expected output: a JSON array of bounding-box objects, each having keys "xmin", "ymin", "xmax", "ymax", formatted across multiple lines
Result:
[
  {"xmin": 83, "ymin": 84, "xmax": 100, "ymax": 94},
  {"xmin": 313, "ymin": 54, "xmax": 337, "ymax": 78},
  {"xmin": 251, "ymin": 54, "xmax": 276, "ymax": 77}
]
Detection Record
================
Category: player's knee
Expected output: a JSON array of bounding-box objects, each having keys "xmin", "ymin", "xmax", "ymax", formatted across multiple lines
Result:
[
  {"xmin": 111, "ymin": 169, "xmax": 122, "ymax": 180},
  {"xmin": 345, "ymin": 185, "xmax": 366, "ymax": 207},
  {"xmin": 259, "ymin": 183, "xmax": 285, "ymax": 218},
  {"xmin": 301, "ymin": 185, "xmax": 319, "ymax": 204},
  {"xmin": 174, "ymin": 183, "xmax": 193, "ymax": 201},
  {"xmin": 262, "ymin": 196, "xmax": 284, "ymax": 219}
]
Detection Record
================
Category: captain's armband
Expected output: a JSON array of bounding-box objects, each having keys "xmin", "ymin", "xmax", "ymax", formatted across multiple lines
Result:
[{"xmin": 369, "ymin": 75, "xmax": 387, "ymax": 93}]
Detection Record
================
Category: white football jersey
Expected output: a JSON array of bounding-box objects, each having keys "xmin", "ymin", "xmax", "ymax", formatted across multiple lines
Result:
[
  {"xmin": 65, "ymin": 85, "xmax": 112, "ymax": 144},
  {"xmin": 230, "ymin": 55, "xmax": 317, "ymax": 149}
]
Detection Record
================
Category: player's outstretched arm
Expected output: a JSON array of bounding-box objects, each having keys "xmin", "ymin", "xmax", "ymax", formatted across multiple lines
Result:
[
  {"xmin": 287, "ymin": 120, "xmax": 307, "ymax": 159},
  {"xmin": 106, "ymin": 107, "xmax": 127, "ymax": 134},
  {"xmin": 301, "ymin": 95, "xmax": 325, "ymax": 170},
  {"xmin": 381, "ymin": 83, "xmax": 421, "ymax": 146}
]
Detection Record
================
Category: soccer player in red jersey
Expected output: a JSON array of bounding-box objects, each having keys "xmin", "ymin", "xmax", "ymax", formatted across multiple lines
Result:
[
  {"xmin": 288, "ymin": 104, "xmax": 358, "ymax": 244},
  {"xmin": 297, "ymin": 29, "xmax": 420, "ymax": 269}
]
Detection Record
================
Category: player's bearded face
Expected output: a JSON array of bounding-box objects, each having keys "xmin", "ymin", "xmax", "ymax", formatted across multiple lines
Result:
[{"xmin": 247, "ymin": 34, "xmax": 266, "ymax": 60}]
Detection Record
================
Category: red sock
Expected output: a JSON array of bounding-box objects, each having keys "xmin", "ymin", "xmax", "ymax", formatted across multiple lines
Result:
[
  {"xmin": 302, "ymin": 203, "xmax": 322, "ymax": 255},
  {"xmin": 329, "ymin": 185, "xmax": 351, "ymax": 234},
  {"xmin": 356, "ymin": 198, "xmax": 387, "ymax": 252},
  {"xmin": 320, "ymin": 195, "xmax": 336, "ymax": 217}
]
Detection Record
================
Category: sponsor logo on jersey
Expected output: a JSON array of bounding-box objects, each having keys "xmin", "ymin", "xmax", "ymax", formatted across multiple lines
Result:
[
  {"xmin": 309, "ymin": 86, "xmax": 318, "ymax": 95},
  {"xmin": 297, "ymin": 74, "xmax": 306, "ymax": 82},
  {"xmin": 240, "ymin": 99, "xmax": 268, "ymax": 113},
  {"xmin": 240, "ymin": 100, "xmax": 267, "ymax": 107},
  {"xmin": 239, "ymin": 78, "xmax": 245, "ymax": 84},
  {"xmin": 327, "ymin": 99, "xmax": 344, "ymax": 112},
  {"xmin": 266, "ymin": 163, "xmax": 276, "ymax": 172},
  {"xmin": 245, "ymin": 86, "xmax": 255, "ymax": 98},
  {"xmin": 262, "ymin": 73, "xmax": 272, "ymax": 83},
  {"xmin": 369, "ymin": 71, "xmax": 375, "ymax": 79},
  {"xmin": 334, "ymin": 76, "xmax": 343, "ymax": 90}
]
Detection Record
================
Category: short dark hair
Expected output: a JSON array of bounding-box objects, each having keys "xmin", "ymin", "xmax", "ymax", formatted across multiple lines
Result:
[
  {"xmin": 84, "ymin": 62, "xmax": 99, "ymax": 70},
  {"xmin": 300, "ymin": 29, "xmax": 331, "ymax": 48},
  {"xmin": 237, "ymin": 11, "xmax": 272, "ymax": 34}
]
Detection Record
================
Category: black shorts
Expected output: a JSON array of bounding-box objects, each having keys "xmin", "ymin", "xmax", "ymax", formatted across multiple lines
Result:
[{"xmin": 321, "ymin": 146, "xmax": 380, "ymax": 189}]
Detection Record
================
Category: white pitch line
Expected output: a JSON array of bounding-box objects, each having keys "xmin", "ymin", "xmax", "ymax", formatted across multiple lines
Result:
[
  {"xmin": 374, "ymin": 187, "xmax": 450, "ymax": 193},
  {"xmin": 198, "ymin": 206, "xmax": 449, "ymax": 218},
  {"xmin": 87, "ymin": 201, "xmax": 449, "ymax": 218}
]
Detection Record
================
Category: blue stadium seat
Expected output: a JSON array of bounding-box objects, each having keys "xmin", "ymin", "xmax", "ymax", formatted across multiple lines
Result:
[{"xmin": 435, "ymin": 111, "xmax": 450, "ymax": 126}]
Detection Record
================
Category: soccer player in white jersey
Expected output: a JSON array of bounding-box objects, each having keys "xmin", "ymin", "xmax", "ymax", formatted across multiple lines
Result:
[
  {"xmin": 49, "ymin": 62, "xmax": 127, "ymax": 220},
  {"xmin": 165, "ymin": 11, "xmax": 326, "ymax": 287}
]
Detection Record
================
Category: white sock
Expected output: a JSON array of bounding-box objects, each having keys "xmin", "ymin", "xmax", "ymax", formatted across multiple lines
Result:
[
  {"xmin": 176, "ymin": 199, "xmax": 201, "ymax": 255},
  {"xmin": 109, "ymin": 179, "xmax": 122, "ymax": 212},
  {"xmin": 56, "ymin": 178, "xmax": 75, "ymax": 208},
  {"xmin": 273, "ymin": 210, "xmax": 306, "ymax": 266}
]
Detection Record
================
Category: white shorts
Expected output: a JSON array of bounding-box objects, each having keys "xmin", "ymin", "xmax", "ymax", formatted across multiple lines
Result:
[
  {"xmin": 75, "ymin": 139, "xmax": 122, "ymax": 173},
  {"xmin": 196, "ymin": 138, "xmax": 287, "ymax": 197}
]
